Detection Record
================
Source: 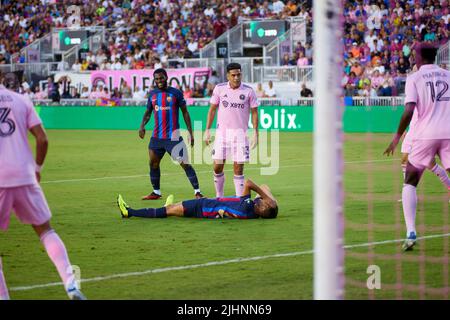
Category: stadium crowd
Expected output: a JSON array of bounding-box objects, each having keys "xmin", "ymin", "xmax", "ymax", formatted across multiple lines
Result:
[{"xmin": 0, "ymin": 0, "xmax": 448, "ymax": 99}]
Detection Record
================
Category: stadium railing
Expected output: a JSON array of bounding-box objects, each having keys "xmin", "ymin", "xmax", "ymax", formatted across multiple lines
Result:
[{"xmin": 32, "ymin": 96, "xmax": 406, "ymax": 107}]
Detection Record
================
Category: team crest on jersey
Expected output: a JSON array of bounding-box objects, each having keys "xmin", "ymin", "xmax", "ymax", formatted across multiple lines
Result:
[
  {"xmin": 154, "ymin": 105, "xmax": 159, "ymax": 111},
  {"xmin": 167, "ymin": 96, "xmax": 172, "ymax": 103},
  {"xmin": 239, "ymin": 94, "xmax": 245, "ymax": 100},
  {"xmin": 222, "ymin": 101, "xmax": 229, "ymax": 108}
]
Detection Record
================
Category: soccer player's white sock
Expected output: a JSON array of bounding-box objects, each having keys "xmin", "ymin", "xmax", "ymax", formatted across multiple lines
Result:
[
  {"xmin": 0, "ymin": 257, "xmax": 10, "ymax": 300},
  {"xmin": 233, "ymin": 175, "xmax": 245, "ymax": 197},
  {"xmin": 214, "ymin": 172, "xmax": 225, "ymax": 197},
  {"xmin": 153, "ymin": 189, "xmax": 161, "ymax": 196},
  {"xmin": 40, "ymin": 229, "xmax": 76, "ymax": 291},
  {"xmin": 194, "ymin": 189, "xmax": 201, "ymax": 195},
  {"xmin": 430, "ymin": 163, "xmax": 450, "ymax": 189},
  {"xmin": 402, "ymin": 184, "xmax": 417, "ymax": 237}
]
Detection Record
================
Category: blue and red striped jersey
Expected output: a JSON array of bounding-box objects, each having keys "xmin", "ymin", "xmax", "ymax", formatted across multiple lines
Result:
[
  {"xmin": 202, "ymin": 195, "xmax": 258, "ymax": 219},
  {"xmin": 147, "ymin": 87, "xmax": 186, "ymax": 139}
]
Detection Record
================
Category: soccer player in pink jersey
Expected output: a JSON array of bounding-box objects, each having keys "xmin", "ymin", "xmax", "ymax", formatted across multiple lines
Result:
[
  {"xmin": 0, "ymin": 77, "xmax": 86, "ymax": 300},
  {"xmin": 384, "ymin": 45, "xmax": 450, "ymax": 251},
  {"xmin": 204, "ymin": 63, "xmax": 259, "ymax": 197}
]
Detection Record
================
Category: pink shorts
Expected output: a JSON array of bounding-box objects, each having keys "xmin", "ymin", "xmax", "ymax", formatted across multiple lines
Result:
[
  {"xmin": 401, "ymin": 131, "xmax": 413, "ymax": 154},
  {"xmin": 212, "ymin": 135, "xmax": 250, "ymax": 163},
  {"xmin": 0, "ymin": 184, "xmax": 52, "ymax": 231},
  {"xmin": 408, "ymin": 139, "xmax": 450, "ymax": 170}
]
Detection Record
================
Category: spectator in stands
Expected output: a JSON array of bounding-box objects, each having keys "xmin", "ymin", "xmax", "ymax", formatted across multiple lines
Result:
[
  {"xmin": 264, "ymin": 81, "xmax": 277, "ymax": 98},
  {"xmin": 59, "ymin": 76, "xmax": 72, "ymax": 99},
  {"xmin": 281, "ymin": 53, "xmax": 291, "ymax": 66},
  {"xmin": 33, "ymin": 86, "xmax": 47, "ymax": 100},
  {"xmin": 47, "ymin": 77, "xmax": 60, "ymax": 103},
  {"xmin": 300, "ymin": 83, "xmax": 313, "ymax": 98},
  {"xmin": 255, "ymin": 83, "xmax": 265, "ymax": 98},
  {"xmin": 296, "ymin": 51, "xmax": 309, "ymax": 67},
  {"xmin": 72, "ymin": 88, "xmax": 81, "ymax": 99},
  {"xmin": 72, "ymin": 59, "xmax": 82, "ymax": 72},
  {"xmin": 81, "ymin": 59, "xmax": 89, "ymax": 71},
  {"xmin": 80, "ymin": 87, "xmax": 90, "ymax": 99},
  {"xmin": 132, "ymin": 86, "xmax": 146, "ymax": 100},
  {"xmin": 121, "ymin": 81, "xmax": 132, "ymax": 99},
  {"xmin": 183, "ymin": 86, "xmax": 193, "ymax": 99},
  {"xmin": 350, "ymin": 60, "xmax": 364, "ymax": 77},
  {"xmin": 192, "ymin": 83, "xmax": 205, "ymax": 98}
]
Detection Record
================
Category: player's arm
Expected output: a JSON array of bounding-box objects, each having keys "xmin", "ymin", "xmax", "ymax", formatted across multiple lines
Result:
[
  {"xmin": 250, "ymin": 107, "xmax": 259, "ymax": 149},
  {"xmin": 180, "ymin": 104, "xmax": 194, "ymax": 147},
  {"xmin": 242, "ymin": 179, "xmax": 276, "ymax": 203},
  {"xmin": 204, "ymin": 103, "xmax": 218, "ymax": 145},
  {"xmin": 139, "ymin": 99, "xmax": 153, "ymax": 139},
  {"xmin": 384, "ymin": 102, "xmax": 415, "ymax": 156},
  {"xmin": 29, "ymin": 124, "xmax": 48, "ymax": 182}
]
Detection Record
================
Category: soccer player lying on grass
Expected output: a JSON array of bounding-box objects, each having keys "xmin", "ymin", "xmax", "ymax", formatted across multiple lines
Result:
[{"xmin": 117, "ymin": 179, "xmax": 278, "ymax": 219}]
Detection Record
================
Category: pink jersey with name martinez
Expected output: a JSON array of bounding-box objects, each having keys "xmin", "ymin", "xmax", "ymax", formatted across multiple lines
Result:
[
  {"xmin": 404, "ymin": 64, "xmax": 450, "ymax": 140},
  {"xmin": 0, "ymin": 85, "xmax": 42, "ymax": 188},
  {"xmin": 210, "ymin": 82, "xmax": 259, "ymax": 136}
]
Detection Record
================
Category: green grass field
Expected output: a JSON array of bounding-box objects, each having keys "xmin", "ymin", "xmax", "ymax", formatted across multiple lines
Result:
[{"xmin": 0, "ymin": 130, "xmax": 448, "ymax": 300}]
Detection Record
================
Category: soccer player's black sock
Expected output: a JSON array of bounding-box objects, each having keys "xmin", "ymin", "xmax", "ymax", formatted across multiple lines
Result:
[
  {"xmin": 128, "ymin": 207, "xmax": 167, "ymax": 218},
  {"xmin": 183, "ymin": 165, "xmax": 200, "ymax": 190},
  {"xmin": 150, "ymin": 167, "xmax": 161, "ymax": 191}
]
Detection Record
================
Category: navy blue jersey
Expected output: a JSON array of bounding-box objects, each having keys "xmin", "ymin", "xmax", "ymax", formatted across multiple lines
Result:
[
  {"xmin": 202, "ymin": 195, "xmax": 258, "ymax": 219},
  {"xmin": 147, "ymin": 87, "xmax": 186, "ymax": 139}
]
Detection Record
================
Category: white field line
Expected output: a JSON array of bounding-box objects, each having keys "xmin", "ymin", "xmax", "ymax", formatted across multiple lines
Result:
[
  {"xmin": 41, "ymin": 158, "xmax": 399, "ymax": 184},
  {"xmin": 10, "ymin": 232, "xmax": 449, "ymax": 292}
]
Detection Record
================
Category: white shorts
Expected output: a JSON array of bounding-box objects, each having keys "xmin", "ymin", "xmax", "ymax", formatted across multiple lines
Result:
[
  {"xmin": 0, "ymin": 184, "xmax": 52, "ymax": 231},
  {"xmin": 401, "ymin": 131, "xmax": 413, "ymax": 154},
  {"xmin": 212, "ymin": 135, "xmax": 250, "ymax": 163},
  {"xmin": 408, "ymin": 139, "xmax": 450, "ymax": 170}
]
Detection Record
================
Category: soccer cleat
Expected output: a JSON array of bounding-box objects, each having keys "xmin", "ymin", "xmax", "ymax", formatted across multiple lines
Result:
[
  {"xmin": 164, "ymin": 194, "xmax": 174, "ymax": 207},
  {"xmin": 117, "ymin": 194, "xmax": 129, "ymax": 218},
  {"xmin": 67, "ymin": 286, "xmax": 87, "ymax": 300},
  {"xmin": 195, "ymin": 192, "xmax": 205, "ymax": 199},
  {"xmin": 402, "ymin": 231, "xmax": 417, "ymax": 251},
  {"xmin": 142, "ymin": 192, "xmax": 162, "ymax": 200}
]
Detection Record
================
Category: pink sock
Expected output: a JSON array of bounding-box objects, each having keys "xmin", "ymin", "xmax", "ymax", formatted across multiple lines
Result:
[
  {"xmin": 214, "ymin": 172, "xmax": 225, "ymax": 197},
  {"xmin": 40, "ymin": 230, "xmax": 75, "ymax": 290},
  {"xmin": 233, "ymin": 175, "xmax": 245, "ymax": 197},
  {"xmin": 402, "ymin": 184, "xmax": 417, "ymax": 236},
  {"xmin": 0, "ymin": 258, "xmax": 9, "ymax": 300},
  {"xmin": 430, "ymin": 163, "xmax": 450, "ymax": 189}
]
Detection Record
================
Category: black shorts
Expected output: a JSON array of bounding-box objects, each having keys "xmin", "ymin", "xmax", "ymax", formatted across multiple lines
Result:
[
  {"xmin": 181, "ymin": 199, "xmax": 206, "ymax": 218},
  {"xmin": 149, "ymin": 137, "xmax": 188, "ymax": 163}
]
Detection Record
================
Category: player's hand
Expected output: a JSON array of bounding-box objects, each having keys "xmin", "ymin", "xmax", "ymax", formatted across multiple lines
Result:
[
  {"xmin": 250, "ymin": 133, "xmax": 258, "ymax": 149},
  {"xmin": 204, "ymin": 129, "xmax": 211, "ymax": 146},
  {"xmin": 383, "ymin": 140, "xmax": 398, "ymax": 156},
  {"xmin": 139, "ymin": 128, "xmax": 145, "ymax": 139},
  {"xmin": 187, "ymin": 132, "xmax": 194, "ymax": 147}
]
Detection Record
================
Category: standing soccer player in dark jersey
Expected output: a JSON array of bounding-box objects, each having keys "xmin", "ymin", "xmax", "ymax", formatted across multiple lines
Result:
[
  {"xmin": 117, "ymin": 179, "xmax": 278, "ymax": 219},
  {"xmin": 139, "ymin": 68, "xmax": 203, "ymax": 200}
]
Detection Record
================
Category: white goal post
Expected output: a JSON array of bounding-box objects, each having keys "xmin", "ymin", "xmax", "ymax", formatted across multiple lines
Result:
[{"xmin": 313, "ymin": 0, "xmax": 345, "ymax": 300}]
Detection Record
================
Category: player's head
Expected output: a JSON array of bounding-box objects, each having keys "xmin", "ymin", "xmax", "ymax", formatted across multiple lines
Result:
[
  {"xmin": 254, "ymin": 197, "xmax": 278, "ymax": 219},
  {"xmin": 416, "ymin": 43, "xmax": 438, "ymax": 67},
  {"xmin": 153, "ymin": 68, "xmax": 168, "ymax": 90},
  {"xmin": 226, "ymin": 63, "xmax": 242, "ymax": 88}
]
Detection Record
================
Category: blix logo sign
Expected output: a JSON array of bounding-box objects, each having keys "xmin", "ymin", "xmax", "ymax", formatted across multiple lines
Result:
[{"xmin": 257, "ymin": 109, "xmax": 299, "ymax": 129}]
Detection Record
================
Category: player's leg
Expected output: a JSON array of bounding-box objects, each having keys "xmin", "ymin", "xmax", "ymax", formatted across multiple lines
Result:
[
  {"xmin": 436, "ymin": 140, "xmax": 450, "ymax": 200},
  {"xmin": 143, "ymin": 142, "xmax": 164, "ymax": 199},
  {"xmin": 401, "ymin": 153, "xmax": 408, "ymax": 183},
  {"xmin": 212, "ymin": 136, "xmax": 227, "ymax": 197},
  {"xmin": 402, "ymin": 140, "xmax": 437, "ymax": 251},
  {"xmin": 233, "ymin": 162, "xmax": 245, "ymax": 196},
  {"xmin": 168, "ymin": 138, "xmax": 203, "ymax": 198},
  {"xmin": 0, "ymin": 257, "xmax": 9, "ymax": 300},
  {"xmin": 213, "ymin": 161, "xmax": 226, "ymax": 197},
  {"xmin": 231, "ymin": 135, "xmax": 249, "ymax": 196},
  {"xmin": 12, "ymin": 185, "xmax": 85, "ymax": 299},
  {"xmin": 430, "ymin": 141, "xmax": 450, "ymax": 190}
]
